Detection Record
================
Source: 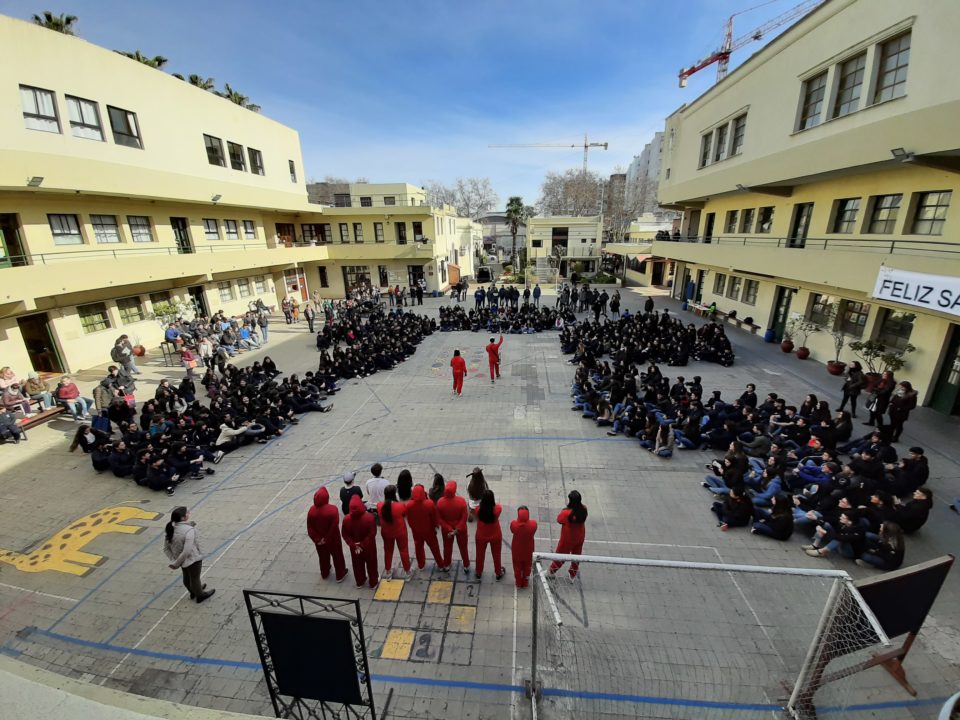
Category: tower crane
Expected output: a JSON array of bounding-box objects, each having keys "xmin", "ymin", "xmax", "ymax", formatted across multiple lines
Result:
[
  {"xmin": 678, "ymin": 0, "xmax": 824, "ymax": 88},
  {"xmin": 489, "ymin": 133, "xmax": 609, "ymax": 173}
]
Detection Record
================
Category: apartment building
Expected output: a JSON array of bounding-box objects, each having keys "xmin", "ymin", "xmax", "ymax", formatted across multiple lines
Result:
[
  {"xmin": 654, "ymin": 0, "xmax": 960, "ymax": 413},
  {"xmin": 526, "ymin": 216, "xmax": 603, "ymax": 277},
  {"xmin": 0, "ymin": 15, "xmax": 471, "ymax": 374}
]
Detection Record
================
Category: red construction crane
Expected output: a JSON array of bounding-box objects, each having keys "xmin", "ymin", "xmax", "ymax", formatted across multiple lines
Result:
[{"xmin": 678, "ymin": 0, "xmax": 824, "ymax": 88}]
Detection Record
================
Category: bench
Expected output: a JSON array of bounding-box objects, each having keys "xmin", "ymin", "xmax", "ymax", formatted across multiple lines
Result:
[
  {"xmin": 160, "ymin": 341, "xmax": 180, "ymax": 367},
  {"xmin": 15, "ymin": 404, "xmax": 66, "ymax": 430},
  {"xmin": 727, "ymin": 316, "xmax": 761, "ymax": 334}
]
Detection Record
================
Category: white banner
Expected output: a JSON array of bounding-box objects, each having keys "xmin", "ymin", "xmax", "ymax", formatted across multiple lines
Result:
[{"xmin": 872, "ymin": 266, "xmax": 960, "ymax": 318}]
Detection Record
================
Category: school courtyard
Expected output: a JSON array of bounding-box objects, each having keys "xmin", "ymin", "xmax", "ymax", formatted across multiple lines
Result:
[{"xmin": 0, "ymin": 289, "xmax": 958, "ymax": 720}]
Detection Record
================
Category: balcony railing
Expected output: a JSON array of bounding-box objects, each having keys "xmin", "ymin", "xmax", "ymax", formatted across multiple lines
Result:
[
  {"xmin": 659, "ymin": 235, "xmax": 960, "ymax": 257},
  {"xmin": 0, "ymin": 243, "xmax": 270, "ymax": 266}
]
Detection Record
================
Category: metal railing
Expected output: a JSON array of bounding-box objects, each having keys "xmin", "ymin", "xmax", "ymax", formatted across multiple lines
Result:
[
  {"xmin": 0, "ymin": 242, "xmax": 273, "ymax": 266},
  {"xmin": 656, "ymin": 234, "xmax": 960, "ymax": 256}
]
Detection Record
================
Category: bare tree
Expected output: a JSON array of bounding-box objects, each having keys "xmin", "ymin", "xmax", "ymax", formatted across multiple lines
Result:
[
  {"xmin": 423, "ymin": 180, "xmax": 457, "ymax": 209},
  {"xmin": 424, "ymin": 178, "xmax": 498, "ymax": 219},
  {"xmin": 306, "ymin": 176, "xmax": 350, "ymax": 205},
  {"xmin": 536, "ymin": 169, "xmax": 604, "ymax": 216}
]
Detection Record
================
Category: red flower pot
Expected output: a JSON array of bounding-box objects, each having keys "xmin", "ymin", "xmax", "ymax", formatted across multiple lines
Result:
[
  {"xmin": 780, "ymin": 340, "xmax": 794, "ymax": 353},
  {"xmin": 796, "ymin": 347, "xmax": 811, "ymax": 360},
  {"xmin": 826, "ymin": 361, "xmax": 846, "ymax": 376},
  {"xmin": 132, "ymin": 345, "xmax": 146, "ymax": 357}
]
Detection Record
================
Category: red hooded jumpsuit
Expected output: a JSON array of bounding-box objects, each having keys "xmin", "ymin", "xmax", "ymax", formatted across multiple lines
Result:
[
  {"xmin": 436, "ymin": 481, "xmax": 470, "ymax": 569},
  {"xmin": 405, "ymin": 485, "xmax": 445, "ymax": 569},
  {"xmin": 548, "ymin": 507, "xmax": 587, "ymax": 578},
  {"xmin": 377, "ymin": 498, "xmax": 411, "ymax": 575},
  {"xmin": 306, "ymin": 487, "xmax": 347, "ymax": 581},
  {"xmin": 450, "ymin": 354, "xmax": 467, "ymax": 395},
  {"xmin": 509, "ymin": 507, "xmax": 538, "ymax": 588},
  {"xmin": 486, "ymin": 335, "xmax": 503, "ymax": 381},
  {"xmin": 474, "ymin": 502, "xmax": 504, "ymax": 578},
  {"xmin": 342, "ymin": 495, "xmax": 379, "ymax": 587}
]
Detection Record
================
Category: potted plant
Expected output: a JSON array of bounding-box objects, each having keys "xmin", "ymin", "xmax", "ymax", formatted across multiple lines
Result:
[
  {"xmin": 780, "ymin": 323, "xmax": 794, "ymax": 353},
  {"xmin": 848, "ymin": 339, "xmax": 917, "ymax": 390},
  {"xmin": 788, "ymin": 318, "xmax": 821, "ymax": 359},
  {"xmin": 131, "ymin": 334, "xmax": 146, "ymax": 357},
  {"xmin": 824, "ymin": 309, "xmax": 848, "ymax": 375}
]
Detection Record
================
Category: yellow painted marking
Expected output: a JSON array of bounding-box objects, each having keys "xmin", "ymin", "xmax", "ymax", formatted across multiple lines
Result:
[
  {"xmin": 381, "ymin": 629, "xmax": 415, "ymax": 660},
  {"xmin": 0, "ymin": 505, "xmax": 160, "ymax": 577},
  {"xmin": 426, "ymin": 581, "xmax": 453, "ymax": 604},
  {"xmin": 373, "ymin": 579, "xmax": 405, "ymax": 601},
  {"xmin": 447, "ymin": 605, "xmax": 477, "ymax": 633}
]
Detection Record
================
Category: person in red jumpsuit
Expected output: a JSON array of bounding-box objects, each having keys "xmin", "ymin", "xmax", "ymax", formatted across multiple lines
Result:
[
  {"xmin": 436, "ymin": 480, "xmax": 470, "ymax": 573},
  {"xmin": 486, "ymin": 334, "xmax": 504, "ymax": 383},
  {"xmin": 377, "ymin": 485, "xmax": 412, "ymax": 580},
  {"xmin": 450, "ymin": 349, "xmax": 466, "ymax": 396},
  {"xmin": 548, "ymin": 490, "xmax": 588, "ymax": 580},
  {"xmin": 510, "ymin": 505, "xmax": 538, "ymax": 588},
  {"xmin": 405, "ymin": 484, "xmax": 446, "ymax": 571},
  {"xmin": 342, "ymin": 495, "xmax": 379, "ymax": 588},
  {"xmin": 474, "ymin": 489, "xmax": 505, "ymax": 580},
  {"xmin": 306, "ymin": 486, "xmax": 347, "ymax": 583}
]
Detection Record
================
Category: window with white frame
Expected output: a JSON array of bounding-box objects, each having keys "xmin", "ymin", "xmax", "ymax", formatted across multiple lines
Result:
[
  {"xmin": 873, "ymin": 32, "xmax": 910, "ymax": 104},
  {"xmin": 757, "ymin": 206, "xmax": 775, "ymax": 233},
  {"xmin": 204, "ymin": 134, "xmax": 225, "ymax": 166},
  {"xmin": 731, "ymin": 115, "xmax": 746, "ymax": 155},
  {"xmin": 248, "ymin": 148, "xmax": 265, "ymax": 175},
  {"xmin": 224, "ymin": 219, "xmax": 239, "ymax": 241},
  {"xmin": 726, "ymin": 276, "xmax": 742, "ymax": 300},
  {"xmin": 374, "ymin": 222, "xmax": 384, "ymax": 243},
  {"xmin": 699, "ymin": 133, "xmax": 712, "ymax": 168},
  {"xmin": 320, "ymin": 224, "xmax": 333, "ymax": 244},
  {"xmin": 360, "ymin": 196, "xmax": 372, "ymax": 207},
  {"xmin": 48, "ymin": 213, "xmax": 83, "ymax": 245},
  {"xmin": 740, "ymin": 208, "xmax": 755, "ymax": 233},
  {"xmin": 808, "ymin": 293, "xmax": 838, "ymax": 326},
  {"xmin": 228, "ymin": 142, "xmax": 246, "ymax": 171},
  {"xmin": 91, "ymin": 214, "xmax": 121, "ymax": 243},
  {"xmin": 243, "ymin": 220, "xmax": 256, "ymax": 239},
  {"xmin": 353, "ymin": 222, "xmax": 364, "ymax": 243},
  {"xmin": 20, "ymin": 85, "xmax": 60, "ymax": 133},
  {"xmin": 203, "ymin": 218, "xmax": 220, "ymax": 240},
  {"xmin": 876, "ymin": 308, "xmax": 915, "ymax": 351},
  {"xmin": 742, "ymin": 280, "xmax": 759, "ymax": 306},
  {"xmin": 724, "ymin": 210, "xmax": 738, "ymax": 234},
  {"xmin": 713, "ymin": 273, "xmax": 726, "ymax": 295},
  {"xmin": 127, "ymin": 215, "xmax": 154, "ymax": 242},
  {"xmin": 66, "ymin": 95, "xmax": 103, "ymax": 140},
  {"xmin": 384, "ymin": 196, "xmax": 396, "ymax": 206},
  {"xmin": 116, "ymin": 296, "xmax": 145, "ymax": 324},
  {"xmin": 237, "ymin": 278, "xmax": 251, "ymax": 298},
  {"xmin": 217, "ymin": 281, "xmax": 234, "ymax": 302},
  {"xmin": 78, "ymin": 302, "xmax": 111, "ymax": 334},
  {"xmin": 867, "ymin": 194, "xmax": 901, "ymax": 234},
  {"xmin": 833, "ymin": 53, "xmax": 866, "ymax": 118},
  {"xmin": 713, "ymin": 124, "xmax": 728, "ymax": 163},
  {"xmin": 413, "ymin": 221, "xmax": 424, "ymax": 241},
  {"xmin": 798, "ymin": 71, "xmax": 827, "ymax": 130},
  {"xmin": 302, "ymin": 224, "xmax": 319, "ymax": 243},
  {"xmin": 339, "ymin": 223, "xmax": 350, "ymax": 243},
  {"xmin": 107, "ymin": 105, "xmax": 142, "ymax": 148},
  {"xmin": 911, "ymin": 191, "xmax": 951, "ymax": 235},
  {"xmin": 254, "ymin": 276, "xmax": 267, "ymax": 294},
  {"xmin": 832, "ymin": 198, "xmax": 861, "ymax": 234}
]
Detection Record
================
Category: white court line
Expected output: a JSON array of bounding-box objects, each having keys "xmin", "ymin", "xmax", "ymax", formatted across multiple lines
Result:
[
  {"xmin": 314, "ymin": 393, "xmax": 374, "ymax": 457},
  {"xmin": 0, "ymin": 581, "xmax": 78, "ymax": 604},
  {"xmin": 510, "ymin": 584, "xmax": 519, "ymax": 720}
]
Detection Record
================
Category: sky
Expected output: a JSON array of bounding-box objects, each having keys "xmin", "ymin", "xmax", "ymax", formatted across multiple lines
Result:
[{"xmin": 4, "ymin": 0, "xmax": 811, "ymax": 205}]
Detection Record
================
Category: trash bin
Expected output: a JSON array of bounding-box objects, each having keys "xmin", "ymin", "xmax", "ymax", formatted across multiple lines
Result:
[
  {"xmin": 763, "ymin": 329, "xmax": 777, "ymax": 343},
  {"xmin": 432, "ymin": 290, "xmax": 438, "ymax": 298}
]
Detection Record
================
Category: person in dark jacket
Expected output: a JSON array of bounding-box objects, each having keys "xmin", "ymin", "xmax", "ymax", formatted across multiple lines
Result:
[
  {"xmin": 885, "ymin": 447, "xmax": 929, "ymax": 497},
  {"xmin": 342, "ymin": 495, "xmax": 379, "ymax": 589},
  {"xmin": 887, "ymin": 381, "xmax": 918, "ymax": 442},
  {"xmin": 839, "ymin": 362, "xmax": 866, "ymax": 418},
  {"xmin": 307, "ymin": 486, "xmax": 347, "ymax": 583},
  {"xmin": 855, "ymin": 521, "xmax": 905, "ymax": 571},
  {"xmin": 710, "ymin": 486, "xmax": 753, "ymax": 530},
  {"xmin": 339, "ymin": 472, "xmax": 363, "ymax": 515},
  {"xmin": 805, "ymin": 511, "xmax": 865, "ymax": 558},
  {"xmin": 751, "ymin": 493, "xmax": 794, "ymax": 540},
  {"xmin": 866, "ymin": 371, "xmax": 895, "ymax": 428},
  {"xmin": 892, "ymin": 487, "xmax": 933, "ymax": 534},
  {"xmin": 427, "ymin": 473, "xmax": 445, "ymax": 504}
]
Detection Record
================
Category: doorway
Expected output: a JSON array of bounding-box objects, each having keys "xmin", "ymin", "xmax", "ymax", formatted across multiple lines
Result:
[
  {"xmin": 789, "ymin": 203, "xmax": 814, "ymax": 248},
  {"xmin": 703, "ymin": 213, "xmax": 716, "ymax": 243},
  {"xmin": 276, "ymin": 223, "xmax": 296, "ymax": 247},
  {"xmin": 170, "ymin": 217, "xmax": 193, "ymax": 254},
  {"xmin": 932, "ymin": 325, "xmax": 960, "ymax": 415},
  {"xmin": 0, "ymin": 214, "xmax": 27, "ymax": 267},
  {"xmin": 651, "ymin": 261, "xmax": 665, "ymax": 286},
  {"xmin": 187, "ymin": 286, "xmax": 209, "ymax": 317},
  {"xmin": 770, "ymin": 286, "xmax": 794, "ymax": 341},
  {"xmin": 17, "ymin": 313, "xmax": 63, "ymax": 373},
  {"xmin": 695, "ymin": 269, "xmax": 705, "ymax": 303},
  {"xmin": 407, "ymin": 264, "xmax": 425, "ymax": 289},
  {"xmin": 284, "ymin": 268, "xmax": 308, "ymax": 301},
  {"xmin": 686, "ymin": 210, "xmax": 702, "ymax": 239}
]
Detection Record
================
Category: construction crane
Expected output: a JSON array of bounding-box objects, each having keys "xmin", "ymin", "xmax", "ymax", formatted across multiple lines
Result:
[
  {"xmin": 489, "ymin": 133, "xmax": 609, "ymax": 173},
  {"xmin": 678, "ymin": 0, "xmax": 824, "ymax": 88}
]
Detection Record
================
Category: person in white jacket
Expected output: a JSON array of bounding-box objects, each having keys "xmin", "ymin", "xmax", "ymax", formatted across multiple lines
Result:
[{"xmin": 164, "ymin": 506, "xmax": 215, "ymax": 603}]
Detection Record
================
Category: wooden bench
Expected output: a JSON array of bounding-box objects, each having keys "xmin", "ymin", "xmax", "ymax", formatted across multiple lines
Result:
[
  {"xmin": 16, "ymin": 404, "xmax": 66, "ymax": 430},
  {"xmin": 724, "ymin": 315, "xmax": 761, "ymax": 334}
]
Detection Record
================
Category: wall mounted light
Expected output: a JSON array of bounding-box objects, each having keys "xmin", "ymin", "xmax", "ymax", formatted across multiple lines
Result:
[
  {"xmin": 890, "ymin": 147, "xmax": 907, "ymax": 158},
  {"xmin": 27, "ymin": 176, "xmax": 44, "ymax": 187},
  {"xmin": 211, "ymin": 194, "xmax": 222, "ymax": 204}
]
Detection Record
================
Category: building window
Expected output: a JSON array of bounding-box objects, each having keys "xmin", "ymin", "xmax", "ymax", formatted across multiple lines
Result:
[
  {"xmin": 757, "ymin": 206, "xmax": 775, "ymax": 233},
  {"xmin": 127, "ymin": 215, "xmax": 154, "ymax": 242},
  {"xmin": 360, "ymin": 196, "xmax": 372, "ymax": 207},
  {"xmin": 217, "ymin": 281, "xmax": 235, "ymax": 302},
  {"xmin": 833, "ymin": 53, "xmax": 866, "ymax": 118},
  {"xmin": 724, "ymin": 210, "xmax": 739, "ymax": 234},
  {"xmin": 740, "ymin": 208, "xmax": 755, "ymax": 233},
  {"xmin": 20, "ymin": 85, "xmax": 60, "ymax": 133},
  {"xmin": 911, "ymin": 191, "xmax": 951, "ymax": 235},
  {"xmin": 413, "ymin": 222, "xmax": 424, "ymax": 241},
  {"xmin": 353, "ymin": 223, "xmax": 364, "ymax": 243},
  {"xmin": 203, "ymin": 218, "xmax": 220, "ymax": 241},
  {"xmin": 237, "ymin": 278, "xmax": 251, "ymax": 298},
  {"xmin": 873, "ymin": 32, "xmax": 910, "ymax": 104},
  {"xmin": 78, "ymin": 302, "xmax": 111, "ymax": 334},
  {"xmin": 742, "ymin": 280, "xmax": 759, "ymax": 306},
  {"xmin": 149, "ymin": 291, "xmax": 171, "ymax": 306},
  {"xmin": 228, "ymin": 141, "xmax": 246, "ymax": 171},
  {"xmin": 65, "ymin": 95, "xmax": 103, "ymax": 140},
  {"xmin": 107, "ymin": 105, "xmax": 142, "ymax": 148},
  {"xmin": 224, "ymin": 219, "xmax": 239, "ymax": 241},
  {"xmin": 832, "ymin": 198, "xmax": 861, "ymax": 234},
  {"xmin": 868, "ymin": 194, "xmax": 902, "ymax": 234},
  {"xmin": 204, "ymin": 134, "xmax": 225, "ymax": 166},
  {"xmin": 798, "ymin": 71, "xmax": 827, "ymax": 130},
  {"xmin": 339, "ymin": 223, "xmax": 350, "ymax": 243},
  {"xmin": 713, "ymin": 273, "xmax": 727, "ymax": 295},
  {"xmin": 91, "ymin": 214, "xmax": 121, "ymax": 244},
  {"xmin": 343, "ymin": 265, "xmax": 370, "ymax": 289},
  {"xmin": 320, "ymin": 224, "xmax": 333, "ymax": 244},
  {"xmin": 48, "ymin": 213, "xmax": 83, "ymax": 245},
  {"xmin": 302, "ymin": 224, "xmax": 319, "ymax": 244},
  {"xmin": 876, "ymin": 308, "xmax": 915, "ymax": 351},
  {"xmin": 808, "ymin": 293, "xmax": 838, "ymax": 326},
  {"xmin": 713, "ymin": 124, "xmax": 728, "ymax": 163},
  {"xmin": 334, "ymin": 194, "xmax": 351, "ymax": 208},
  {"xmin": 840, "ymin": 300, "xmax": 870, "ymax": 337},
  {"xmin": 384, "ymin": 196, "xmax": 396, "ymax": 206},
  {"xmin": 318, "ymin": 267, "xmax": 329, "ymax": 288},
  {"xmin": 243, "ymin": 220, "xmax": 256, "ymax": 239},
  {"xmin": 116, "ymin": 296, "xmax": 145, "ymax": 324},
  {"xmin": 665, "ymin": 168, "xmax": 671, "ymax": 179},
  {"xmin": 731, "ymin": 115, "xmax": 747, "ymax": 155},
  {"xmin": 532, "ymin": 239, "xmax": 542, "ymax": 248},
  {"xmin": 699, "ymin": 133, "xmax": 712, "ymax": 168},
  {"xmin": 396, "ymin": 222, "xmax": 407, "ymax": 244},
  {"xmin": 254, "ymin": 276, "xmax": 267, "ymax": 294},
  {"xmin": 374, "ymin": 222, "xmax": 384, "ymax": 243},
  {"xmin": 726, "ymin": 276, "xmax": 742, "ymax": 300},
  {"xmin": 288, "ymin": 160, "xmax": 297, "ymax": 183},
  {"xmin": 248, "ymin": 148, "xmax": 265, "ymax": 175}
]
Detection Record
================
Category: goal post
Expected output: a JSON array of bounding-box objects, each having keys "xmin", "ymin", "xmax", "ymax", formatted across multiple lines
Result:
[{"xmin": 529, "ymin": 552, "xmax": 890, "ymax": 720}]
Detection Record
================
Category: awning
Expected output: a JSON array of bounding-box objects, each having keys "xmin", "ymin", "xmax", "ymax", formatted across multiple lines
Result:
[{"xmin": 631, "ymin": 254, "xmax": 652, "ymax": 262}]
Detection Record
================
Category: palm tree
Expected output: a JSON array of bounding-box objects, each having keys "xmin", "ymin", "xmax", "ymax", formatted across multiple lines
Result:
[
  {"xmin": 117, "ymin": 50, "xmax": 168, "ymax": 68},
  {"xmin": 218, "ymin": 83, "xmax": 260, "ymax": 112},
  {"xmin": 188, "ymin": 75, "xmax": 216, "ymax": 91},
  {"xmin": 505, "ymin": 196, "xmax": 535, "ymax": 270},
  {"xmin": 31, "ymin": 11, "xmax": 77, "ymax": 34}
]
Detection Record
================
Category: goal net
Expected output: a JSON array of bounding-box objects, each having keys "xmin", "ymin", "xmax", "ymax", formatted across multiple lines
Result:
[{"xmin": 529, "ymin": 553, "xmax": 890, "ymax": 720}]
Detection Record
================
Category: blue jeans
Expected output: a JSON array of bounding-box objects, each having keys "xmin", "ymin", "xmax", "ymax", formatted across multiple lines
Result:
[
  {"xmin": 62, "ymin": 397, "xmax": 91, "ymax": 419},
  {"xmin": 704, "ymin": 474, "xmax": 729, "ymax": 495},
  {"xmin": 261, "ymin": 325, "xmax": 269, "ymax": 342}
]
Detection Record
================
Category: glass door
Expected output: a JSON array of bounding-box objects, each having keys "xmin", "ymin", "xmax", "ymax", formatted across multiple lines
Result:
[
  {"xmin": 789, "ymin": 203, "xmax": 814, "ymax": 248},
  {"xmin": 171, "ymin": 217, "xmax": 193, "ymax": 254},
  {"xmin": 770, "ymin": 286, "xmax": 794, "ymax": 341},
  {"xmin": 932, "ymin": 325, "xmax": 960, "ymax": 415}
]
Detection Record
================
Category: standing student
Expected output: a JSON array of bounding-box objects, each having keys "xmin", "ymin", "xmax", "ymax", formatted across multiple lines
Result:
[
  {"xmin": 304, "ymin": 304, "xmax": 317, "ymax": 334},
  {"xmin": 365, "ymin": 462, "xmax": 389, "ymax": 512},
  {"xmin": 405, "ymin": 485, "xmax": 446, "ymax": 571},
  {"xmin": 474, "ymin": 489, "xmax": 505, "ymax": 580},
  {"xmin": 164, "ymin": 506, "xmax": 215, "ymax": 603},
  {"xmin": 378, "ymin": 485, "xmax": 412, "ymax": 579},
  {"xmin": 486, "ymin": 335, "xmax": 504, "ymax": 383},
  {"xmin": 510, "ymin": 505, "xmax": 538, "ymax": 588},
  {"xmin": 342, "ymin": 495, "xmax": 379, "ymax": 588},
  {"xmin": 839, "ymin": 362, "xmax": 866, "ymax": 418},
  {"xmin": 532, "ymin": 284, "xmax": 541, "ymax": 307},
  {"xmin": 339, "ymin": 471, "xmax": 363, "ymax": 515},
  {"xmin": 451, "ymin": 349, "xmax": 466, "ymax": 396},
  {"xmin": 306, "ymin": 487, "xmax": 348, "ymax": 583},
  {"xmin": 437, "ymin": 480, "xmax": 470, "ymax": 573},
  {"xmin": 466, "ymin": 467, "xmax": 488, "ymax": 522},
  {"xmin": 548, "ymin": 491, "xmax": 588, "ymax": 580}
]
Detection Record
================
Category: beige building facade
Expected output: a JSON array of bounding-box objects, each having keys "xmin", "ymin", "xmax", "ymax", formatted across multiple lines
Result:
[{"xmin": 526, "ymin": 216, "xmax": 604, "ymax": 277}]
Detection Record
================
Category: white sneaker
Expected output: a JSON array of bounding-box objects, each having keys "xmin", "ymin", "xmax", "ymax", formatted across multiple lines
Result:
[{"xmin": 381, "ymin": 569, "xmax": 393, "ymax": 581}]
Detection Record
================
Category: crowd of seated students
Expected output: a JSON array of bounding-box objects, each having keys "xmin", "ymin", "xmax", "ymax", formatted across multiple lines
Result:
[{"xmin": 438, "ymin": 304, "xmax": 575, "ymax": 333}]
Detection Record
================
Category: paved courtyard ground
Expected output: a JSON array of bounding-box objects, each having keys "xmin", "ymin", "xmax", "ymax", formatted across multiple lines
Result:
[{"xmin": 0, "ymin": 288, "xmax": 958, "ymax": 719}]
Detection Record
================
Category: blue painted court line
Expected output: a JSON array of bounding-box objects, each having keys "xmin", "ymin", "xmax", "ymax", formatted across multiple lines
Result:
[{"xmin": 542, "ymin": 687, "xmax": 779, "ymax": 711}]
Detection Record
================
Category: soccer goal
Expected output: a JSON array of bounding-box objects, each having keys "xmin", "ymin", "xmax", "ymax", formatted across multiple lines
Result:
[{"xmin": 528, "ymin": 553, "xmax": 891, "ymax": 720}]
